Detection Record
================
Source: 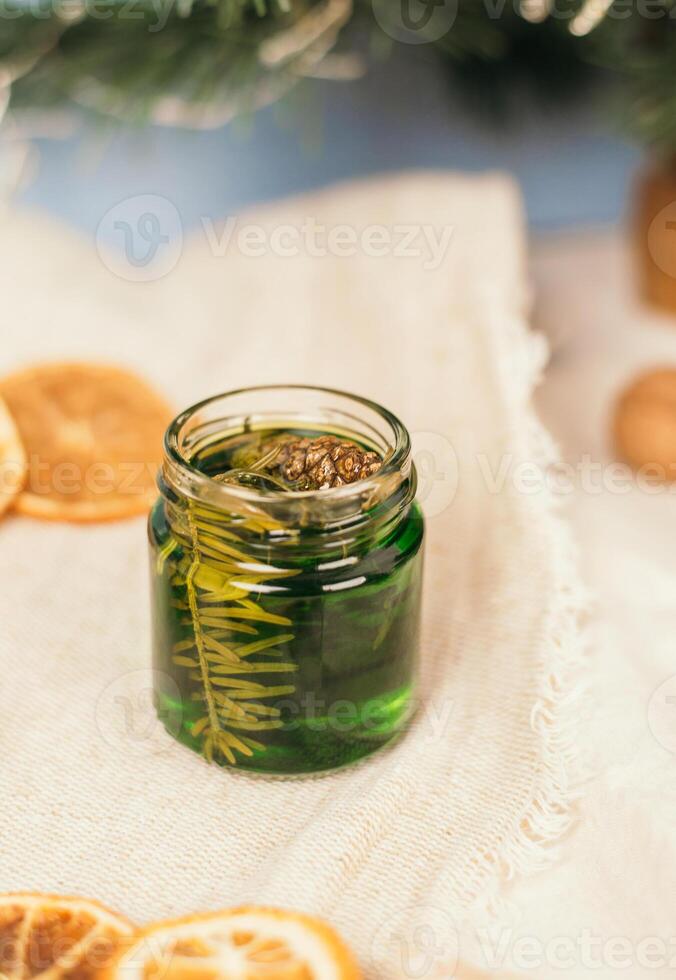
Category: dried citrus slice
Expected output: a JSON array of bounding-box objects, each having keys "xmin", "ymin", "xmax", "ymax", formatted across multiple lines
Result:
[
  {"xmin": 0, "ymin": 395, "xmax": 27, "ymax": 516},
  {"xmin": 614, "ymin": 368, "xmax": 676, "ymax": 481},
  {"xmin": 104, "ymin": 907, "xmax": 361, "ymax": 980},
  {"xmin": 0, "ymin": 892, "xmax": 134, "ymax": 980},
  {"xmin": 0, "ymin": 362, "xmax": 172, "ymax": 522}
]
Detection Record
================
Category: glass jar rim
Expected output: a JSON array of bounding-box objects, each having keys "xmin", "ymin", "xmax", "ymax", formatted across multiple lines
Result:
[{"xmin": 162, "ymin": 384, "xmax": 412, "ymax": 517}]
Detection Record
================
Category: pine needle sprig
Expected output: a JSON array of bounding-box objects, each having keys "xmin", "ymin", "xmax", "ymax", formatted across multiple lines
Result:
[
  {"xmin": 170, "ymin": 497, "xmax": 299, "ymax": 767},
  {"xmin": 2, "ymin": 0, "xmax": 329, "ymax": 124},
  {"xmin": 591, "ymin": 7, "xmax": 676, "ymax": 156}
]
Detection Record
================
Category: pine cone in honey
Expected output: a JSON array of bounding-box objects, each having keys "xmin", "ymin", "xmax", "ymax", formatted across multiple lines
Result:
[{"xmin": 266, "ymin": 435, "xmax": 382, "ymax": 490}]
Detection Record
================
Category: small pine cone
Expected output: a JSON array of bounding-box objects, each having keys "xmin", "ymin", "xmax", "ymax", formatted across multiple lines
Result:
[{"xmin": 268, "ymin": 435, "xmax": 382, "ymax": 490}]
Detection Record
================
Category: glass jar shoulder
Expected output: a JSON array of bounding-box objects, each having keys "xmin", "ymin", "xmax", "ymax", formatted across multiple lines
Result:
[
  {"xmin": 149, "ymin": 495, "xmax": 423, "ymax": 551},
  {"xmin": 148, "ymin": 497, "xmax": 423, "ymax": 592}
]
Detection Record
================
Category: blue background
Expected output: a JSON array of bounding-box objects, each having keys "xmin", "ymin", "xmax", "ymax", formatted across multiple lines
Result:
[{"xmin": 17, "ymin": 45, "xmax": 641, "ymax": 234}]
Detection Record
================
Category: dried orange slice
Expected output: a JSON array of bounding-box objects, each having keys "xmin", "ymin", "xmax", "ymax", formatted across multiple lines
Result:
[
  {"xmin": 103, "ymin": 907, "xmax": 361, "ymax": 980},
  {"xmin": 0, "ymin": 362, "xmax": 172, "ymax": 522},
  {"xmin": 0, "ymin": 395, "xmax": 27, "ymax": 516},
  {"xmin": 0, "ymin": 892, "xmax": 134, "ymax": 980}
]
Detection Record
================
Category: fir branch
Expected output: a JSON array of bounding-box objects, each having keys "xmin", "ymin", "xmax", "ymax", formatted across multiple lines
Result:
[
  {"xmin": 592, "ymin": 6, "xmax": 676, "ymax": 155},
  {"xmin": 1, "ymin": 0, "xmax": 328, "ymax": 123},
  {"xmin": 185, "ymin": 505, "xmax": 221, "ymax": 744},
  {"xmin": 172, "ymin": 501, "xmax": 299, "ymax": 766}
]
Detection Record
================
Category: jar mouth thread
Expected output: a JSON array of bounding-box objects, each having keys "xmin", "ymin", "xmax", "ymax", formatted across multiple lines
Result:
[{"xmin": 162, "ymin": 385, "xmax": 414, "ymax": 531}]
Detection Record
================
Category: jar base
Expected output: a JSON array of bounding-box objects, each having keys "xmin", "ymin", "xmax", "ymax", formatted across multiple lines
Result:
[{"xmin": 156, "ymin": 687, "xmax": 417, "ymax": 778}]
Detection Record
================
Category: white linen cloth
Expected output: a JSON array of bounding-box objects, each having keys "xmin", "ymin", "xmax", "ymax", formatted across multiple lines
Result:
[
  {"xmin": 0, "ymin": 174, "xmax": 584, "ymax": 978},
  {"xmin": 467, "ymin": 231, "xmax": 676, "ymax": 980}
]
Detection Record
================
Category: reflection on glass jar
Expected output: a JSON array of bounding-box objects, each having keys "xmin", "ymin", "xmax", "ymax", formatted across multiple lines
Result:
[{"xmin": 148, "ymin": 385, "xmax": 424, "ymax": 776}]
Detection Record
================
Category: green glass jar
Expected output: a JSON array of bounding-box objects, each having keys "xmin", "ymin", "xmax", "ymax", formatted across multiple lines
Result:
[{"xmin": 148, "ymin": 385, "xmax": 424, "ymax": 776}]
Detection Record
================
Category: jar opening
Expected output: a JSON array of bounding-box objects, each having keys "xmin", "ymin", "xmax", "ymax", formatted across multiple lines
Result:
[{"xmin": 162, "ymin": 385, "xmax": 413, "ymax": 529}]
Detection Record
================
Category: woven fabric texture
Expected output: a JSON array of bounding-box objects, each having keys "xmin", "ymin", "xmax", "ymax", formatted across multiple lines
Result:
[{"xmin": 0, "ymin": 173, "xmax": 583, "ymax": 978}]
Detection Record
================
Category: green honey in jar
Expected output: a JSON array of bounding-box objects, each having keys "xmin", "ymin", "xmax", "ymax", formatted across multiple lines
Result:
[{"xmin": 148, "ymin": 385, "xmax": 424, "ymax": 776}]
